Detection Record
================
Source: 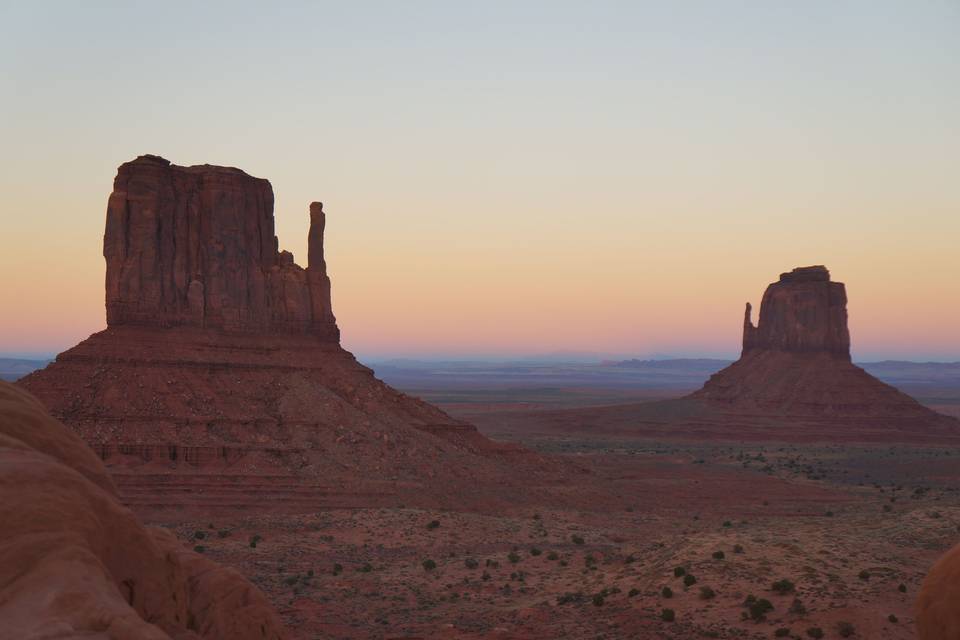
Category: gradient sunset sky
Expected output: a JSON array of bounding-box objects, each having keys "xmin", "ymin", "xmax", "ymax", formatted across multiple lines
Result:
[{"xmin": 1, "ymin": 2, "xmax": 957, "ymax": 361}]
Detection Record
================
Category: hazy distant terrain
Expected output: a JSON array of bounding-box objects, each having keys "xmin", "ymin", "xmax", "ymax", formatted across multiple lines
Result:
[
  {"xmin": 369, "ymin": 358, "xmax": 960, "ymax": 416},
  {"xmin": 0, "ymin": 358, "xmax": 51, "ymax": 382}
]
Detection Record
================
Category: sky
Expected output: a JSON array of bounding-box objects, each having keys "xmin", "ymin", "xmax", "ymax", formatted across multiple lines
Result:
[{"xmin": 1, "ymin": 1, "xmax": 958, "ymax": 361}]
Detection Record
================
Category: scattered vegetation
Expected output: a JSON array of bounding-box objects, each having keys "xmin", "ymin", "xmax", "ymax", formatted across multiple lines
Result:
[
  {"xmin": 422, "ymin": 559, "xmax": 437, "ymax": 571},
  {"xmin": 660, "ymin": 608, "xmax": 675, "ymax": 622},
  {"xmin": 771, "ymin": 579, "xmax": 795, "ymax": 594}
]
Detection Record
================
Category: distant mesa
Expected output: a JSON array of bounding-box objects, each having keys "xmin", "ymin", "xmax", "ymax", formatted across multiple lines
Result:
[
  {"xmin": 691, "ymin": 265, "xmax": 952, "ymax": 422},
  {"xmin": 478, "ymin": 265, "xmax": 960, "ymax": 443},
  {"xmin": 19, "ymin": 155, "xmax": 544, "ymax": 513}
]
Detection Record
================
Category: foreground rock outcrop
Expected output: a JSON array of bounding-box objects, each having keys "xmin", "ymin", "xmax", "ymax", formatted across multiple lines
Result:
[
  {"xmin": 0, "ymin": 381, "xmax": 285, "ymax": 639},
  {"xmin": 917, "ymin": 542, "xmax": 960, "ymax": 640},
  {"xmin": 19, "ymin": 155, "xmax": 546, "ymax": 514}
]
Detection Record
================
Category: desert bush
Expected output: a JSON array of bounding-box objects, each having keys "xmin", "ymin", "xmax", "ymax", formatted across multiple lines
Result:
[
  {"xmin": 837, "ymin": 622, "xmax": 855, "ymax": 637},
  {"xmin": 249, "ymin": 534, "xmax": 263, "ymax": 548},
  {"xmin": 571, "ymin": 534, "xmax": 585, "ymax": 545},
  {"xmin": 733, "ymin": 544, "xmax": 745, "ymax": 553},
  {"xmin": 530, "ymin": 547, "xmax": 542, "ymax": 556},
  {"xmin": 422, "ymin": 559, "xmax": 437, "ymax": 571},
  {"xmin": 897, "ymin": 583, "xmax": 907, "ymax": 592},
  {"xmin": 193, "ymin": 530, "xmax": 206, "ymax": 540},
  {"xmin": 217, "ymin": 529, "xmax": 231, "ymax": 539},
  {"xmin": 775, "ymin": 629, "xmax": 791, "ymax": 638},
  {"xmin": 660, "ymin": 608, "xmax": 675, "ymax": 622},
  {"xmin": 481, "ymin": 571, "xmax": 491, "ymax": 581},
  {"xmin": 888, "ymin": 614, "xmax": 898, "ymax": 623},
  {"xmin": 673, "ymin": 566, "xmax": 686, "ymax": 577},
  {"xmin": 789, "ymin": 598, "xmax": 807, "ymax": 614},
  {"xmin": 426, "ymin": 520, "xmax": 440, "ymax": 530},
  {"xmin": 624, "ymin": 554, "xmax": 636, "ymax": 564},
  {"xmin": 712, "ymin": 550, "xmax": 725, "ymax": 560},
  {"xmin": 592, "ymin": 593, "xmax": 605, "ymax": 606},
  {"xmin": 628, "ymin": 588, "xmax": 640, "ymax": 597},
  {"xmin": 507, "ymin": 551, "xmax": 521, "ymax": 564},
  {"xmin": 683, "ymin": 574, "xmax": 697, "ymax": 587},
  {"xmin": 358, "ymin": 563, "xmax": 372, "ymax": 573},
  {"xmin": 699, "ymin": 586, "xmax": 716, "ymax": 599},
  {"xmin": 547, "ymin": 551, "xmax": 559, "ymax": 561},
  {"xmin": 465, "ymin": 558, "xmax": 479, "ymax": 569},
  {"xmin": 806, "ymin": 628, "xmax": 824, "ymax": 639},
  {"xmin": 858, "ymin": 570, "xmax": 870, "ymax": 581},
  {"xmin": 749, "ymin": 598, "xmax": 774, "ymax": 621},
  {"xmin": 661, "ymin": 586, "xmax": 673, "ymax": 598},
  {"xmin": 193, "ymin": 545, "xmax": 205, "ymax": 553},
  {"xmin": 772, "ymin": 579, "xmax": 795, "ymax": 594},
  {"xmin": 332, "ymin": 563, "xmax": 343, "ymax": 575}
]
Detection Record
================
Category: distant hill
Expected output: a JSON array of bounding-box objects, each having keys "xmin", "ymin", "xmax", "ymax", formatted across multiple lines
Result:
[{"xmin": 0, "ymin": 358, "xmax": 51, "ymax": 382}]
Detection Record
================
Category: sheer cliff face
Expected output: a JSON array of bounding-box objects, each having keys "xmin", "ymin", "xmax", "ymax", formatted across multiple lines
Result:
[
  {"xmin": 104, "ymin": 154, "xmax": 338, "ymax": 340},
  {"xmin": 741, "ymin": 265, "xmax": 851, "ymax": 359}
]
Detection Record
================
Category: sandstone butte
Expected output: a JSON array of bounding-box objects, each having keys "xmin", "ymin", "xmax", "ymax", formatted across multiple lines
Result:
[
  {"xmin": 0, "ymin": 380, "xmax": 286, "ymax": 640},
  {"xmin": 690, "ymin": 265, "xmax": 955, "ymax": 422},
  {"xmin": 475, "ymin": 265, "xmax": 960, "ymax": 444},
  {"xmin": 18, "ymin": 155, "xmax": 551, "ymax": 515}
]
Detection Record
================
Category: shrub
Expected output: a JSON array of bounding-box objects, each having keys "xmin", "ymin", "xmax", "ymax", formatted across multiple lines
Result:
[
  {"xmin": 624, "ymin": 554, "xmax": 636, "ymax": 564},
  {"xmin": 683, "ymin": 574, "xmax": 697, "ymax": 587},
  {"xmin": 193, "ymin": 530, "xmax": 206, "ymax": 540},
  {"xmin": 507, "ymin": 552, "xmax": 521, "ymax": 564},
  {"xmin": 547, "ymin": 551, "xmax": 559, "ymax": 561},
  {"xmin": 217, "ymin": 529, "xmax": 231, "ymax": 539},
  {"xmin": 592, "ymin": 593, "xmax": 605, "ymax": 607},
  {"xmin": 749, "ymin": 598, "xmax": 774, "ymax": 621},
  {"xmin": 628, "ymin": 588, "xmax": 640, "ymax": 597},
  {"xmin": 723, "ymin": 520, "xmax": 732, "ymax": 527},
  {"xmin": 426, "ymin": 520, "xmax": 440, "ymax": 530},
  {"xmin": 530, "ymin": 547, "xmax": 542, "ymax": 556},
  {"xmin": 193, "ymin": 545, "xmax": 205, "ymax": 553},
  {"xmin": 775, "ymin": 629, "xmax": 791, "ymax": 638},
  {"xmin": 422, "ymin": 559, "xmax": 437, "ymax": 571},
  {"xmin": 481, "ymin": 571, "xmax": 491, "ymax": 581},
  {"xmin": 571, "ymin": 535, "xmax": 585, "ymax": 545},
  {"xmin": 699, "ymin": 586, "xmax": 716, "ymax": 599},
  {"xmin": 660, "ymin": 608, "xmax": 675, "ymax": 622},
  {"xmin": 789, "ymin": 598, "xmax": 807, "ymax": 614},
  {"xmin": 898, "ymin": 583, "xmax": 907, "ymax": 593},
  {"xmin": 661, "ymin": 586, "xmax": 673, "ymax": 598},
  {"xmin": 734, "ymin": 544, "xmax": 745, "ymax": 554},
  {"xmin": 674, "ymin": 566, "xmax": 686, "ymax": 577},
  {"xmin": 772, "ymin": 579, "xmax": 795, "ymax": 594},
  {"xmin": 332, "ymin": 563, "xmax": 343, "ymax": 575},
  {"xmin": 358, "ymin": 563, "xmax": 372, "ymax": 573},
  {"xmin": 712, "ymin": 550, "xmax": 725, "ymax": 560},
  {"xmin": 806, "ymin": 628, "xmax": 824, "ymax": 639},
  {"xmin": 249, "ymin": 534, "xmax": 262, "ymax": 548},
  {"xmin": 837, "ymin": 622, "xmax": 855, "ymax": 637},
  {"xmin": 858, "ymin": 570, "xmax": 870, "ymax": 581},
  {"xmin": 465, "ymin": 558, "xmax": 479, "ymax": 569},
  {"xmin": 888, "ymin": 614, "xmax": 898, "ymax": 623}
]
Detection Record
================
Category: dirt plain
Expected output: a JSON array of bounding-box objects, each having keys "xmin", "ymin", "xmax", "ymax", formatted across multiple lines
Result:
[{"xmin": 133, "ymin": 381, "xmax": 960, "ymax": 640}]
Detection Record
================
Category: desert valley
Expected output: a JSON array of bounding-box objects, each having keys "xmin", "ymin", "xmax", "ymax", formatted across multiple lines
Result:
[{"xmin": 1, "ymin": 155, "xmax": 959, "ymax": 640}]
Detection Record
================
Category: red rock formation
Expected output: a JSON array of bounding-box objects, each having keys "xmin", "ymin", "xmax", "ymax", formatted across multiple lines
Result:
[
  {"xmin": 917, "ymin": 542, "xmax": 960, "ymax": 640},
  {"xmin": 104, "ymin": 155, "xmax": 338, "ymax": 340},
  {"xmin": 0, "ymin": 381, "xmax": 286, "ymax": 639},
  {"xmin": 694, "ymin": 265, "xmax": 953, "ymax": 423},
  {"xmin": 741, "ymin": 266, "xmax": 850, "ymax": 357},
  {"xmin": 19, "ymin": 155, "xmax": 547, "ymax": 513}
]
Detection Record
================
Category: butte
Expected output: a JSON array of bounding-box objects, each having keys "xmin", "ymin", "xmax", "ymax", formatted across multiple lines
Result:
[
  {"xmin": 19, "ymin": 155, "xmax": 547, "ymax": 514},
  {"xmin": 484, "ymin": 266, "xmax": 960, "ymax": 443}
]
